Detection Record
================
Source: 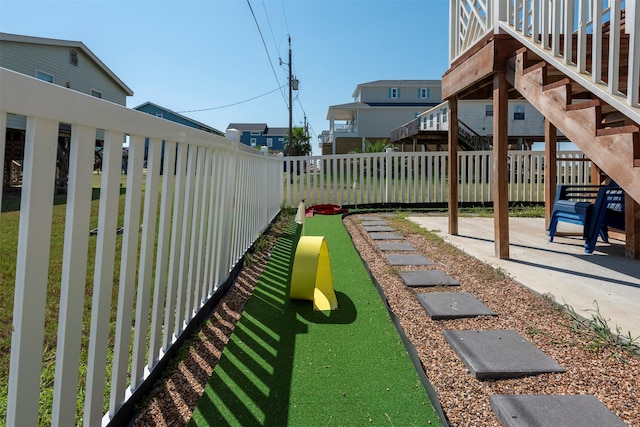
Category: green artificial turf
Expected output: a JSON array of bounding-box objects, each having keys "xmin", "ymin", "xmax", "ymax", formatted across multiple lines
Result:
[{"xmin": 188, "ymin": 215, "xmax": 441, "ymax": 426}]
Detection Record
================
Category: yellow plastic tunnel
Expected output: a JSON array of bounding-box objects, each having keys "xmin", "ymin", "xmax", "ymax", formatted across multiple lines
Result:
[{"xmin": 289, "ymin": 235, "xmax": 338, "ymax": 311}]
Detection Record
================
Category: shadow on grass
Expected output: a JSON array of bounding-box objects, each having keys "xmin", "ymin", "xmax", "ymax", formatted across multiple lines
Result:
[
  {"xmin": 188, "ymin": 222, "xmax": 357, "ymax": 426},
  {"xmin": 1, "ymin": 187, "xmax": 125, "ymax": 213}
]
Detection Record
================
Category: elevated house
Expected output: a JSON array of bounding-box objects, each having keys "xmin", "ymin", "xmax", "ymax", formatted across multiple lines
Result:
[
  {"xmin": 134, "ymin": 102, "xmax": 224, "ymax": 163},
  {"xmin": 391, "ymin": 99, "xmax": 561, "ymax": 151},
  {"xmin": 324, "ymin": 80, "xmax": 441, "ymax": 154},
  {"xmin": 0, "ymin": 32, "xmax": 133, "ymax": 191},
  {"xmin": 443, "ymin": 1, "xmax": 639, "ymax": 259},
  {"xmin": 134, "ymin": 102, "xmax": 224, "ymax": 135},
  {"xmin": 226, "ymin": 123, "xmax": 288, "ymax": 153}
]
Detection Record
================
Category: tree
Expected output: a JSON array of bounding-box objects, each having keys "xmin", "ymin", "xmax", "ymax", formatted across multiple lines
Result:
[
  {"xmin": 284, "ymin": 127, "xmax": 311, "ymax": 183},
  {"xmin": 349, "ymin": 139, "xmax": 396, "ymax": 154},
  {"xmin": 284, "ymin": 127, "xmax": 312, "ymax": 156}
]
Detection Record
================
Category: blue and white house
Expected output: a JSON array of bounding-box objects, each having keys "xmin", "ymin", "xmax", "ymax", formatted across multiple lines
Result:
[{"xmin": 226, "ymin": 123, "xmax": 289, "ymax": 152}]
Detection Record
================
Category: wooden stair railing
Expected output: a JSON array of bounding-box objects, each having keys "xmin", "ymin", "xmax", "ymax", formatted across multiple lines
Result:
[{"xmin": 507, "ymin": 49, "xmax": 640, "ymax": 204}]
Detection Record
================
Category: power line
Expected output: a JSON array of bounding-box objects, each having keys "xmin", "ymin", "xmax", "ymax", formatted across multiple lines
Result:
[
  {"xmin": 246, "ymin": 0, "xmax": 288, "ymax": 107},
  {"xmin": 175, "ymin": 85, "xmax": 286, "ymax": 113},
  {"xmin": 261, "ymin": 0, "xmax": 280, "ymax": 58},
  {"xmin": 281, "ymin": 0, "xmax": 290, "ymax": 34}
]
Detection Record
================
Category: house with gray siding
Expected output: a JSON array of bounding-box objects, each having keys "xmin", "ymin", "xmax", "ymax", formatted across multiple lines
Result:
[
  {"xmin": 412, "ymin": 100, "xmax": 562, "ymax": 150},
  {"xmin": 324, "ymin": 80, "xmax": 441, "ymax": 154},
  {"xmin": 1, "ymin": 32, "xmax": 133, "ymax": 190}
]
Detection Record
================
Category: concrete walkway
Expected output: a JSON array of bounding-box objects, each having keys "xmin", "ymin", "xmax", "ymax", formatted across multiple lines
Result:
[{"xmin": 407, "ymin": 216, "xmax": 640, "ymax": 340}]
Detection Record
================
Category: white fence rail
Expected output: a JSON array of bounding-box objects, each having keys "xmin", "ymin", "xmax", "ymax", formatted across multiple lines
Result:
[
  {"xmin": 450, "ymin": 0, "xmax": 640, "ymax": 124},
  {"xmin": 0, "ymin": 68, "xmax": 282, "ymax": 426},
  {"xmin": 283, "ymin": 150, "xmax": 591, "ymax": 207}
]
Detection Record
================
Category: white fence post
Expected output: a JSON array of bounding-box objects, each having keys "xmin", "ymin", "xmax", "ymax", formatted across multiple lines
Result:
[
  {"xmin": 84, "ymin": 130, "xmax": 124, "ymax": 426},
  {"xmin": 385, "ymin": 147, "xmax": 393, "ymax": 203},
  {"xmin": 6, "ymin": 117, "xmax": 59, "ymax": 427},
  {"xmin": 51, "ymin": 125, "xmax": 95, "ymax": 427}
]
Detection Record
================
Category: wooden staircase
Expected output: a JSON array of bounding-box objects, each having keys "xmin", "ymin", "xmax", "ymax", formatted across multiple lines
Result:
[{"xmin": 507, "ymin": 49, "xmax": 640, "ymax": 204}]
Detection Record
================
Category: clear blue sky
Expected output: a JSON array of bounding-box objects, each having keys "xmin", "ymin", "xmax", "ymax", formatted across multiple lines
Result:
[{"xmin": 0, "ymin": 0, "xmax": 450, "ymax": 154}]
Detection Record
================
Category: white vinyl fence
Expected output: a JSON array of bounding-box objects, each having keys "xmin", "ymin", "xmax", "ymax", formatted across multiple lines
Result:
[
  {"xmin": 283, "ymin": 149, "xmax": 591, "ymax": 208},
  {"xmin": 0, "ymin": 68, "xmax": 282, "ymax": 426}
]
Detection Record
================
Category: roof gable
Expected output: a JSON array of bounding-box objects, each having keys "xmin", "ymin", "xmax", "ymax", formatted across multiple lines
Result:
[
  {"xmin": 0, "ymin": 32, "xmax": 133, "ymax": 96},
  {"xmin": 226, "ymin": 123, "xmax": 269, "ymax": 132}
]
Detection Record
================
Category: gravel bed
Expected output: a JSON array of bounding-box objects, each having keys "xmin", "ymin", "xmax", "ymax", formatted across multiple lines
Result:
[
  {"xmin": 132, "ymin": 213, "xmax": 639, "ymax": 426},
  {"xmin": 345, "ymin": 214, "xmax": 639, "ymax": 426}
]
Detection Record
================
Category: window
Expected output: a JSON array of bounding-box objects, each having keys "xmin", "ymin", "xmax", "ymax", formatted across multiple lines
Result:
[
  {"xmin": 250, "ymin": 138, "xmax": 257, "ymax": 147},
  {"xmin": 70, "ymin": 49, "xmax": 78, "ymax": 66},
  {"xmin": 429, "ymin": 114, "xmax": 434, "ymax": 127},
  {"xmin": 36, "ymin": 69, "xmax": 53, "ymax": 83},
  {"xmin": 278, "ymin": 137, "xmax": 284, "ymax": 142},
  {"xmin": 485, "ymin": 104, "xmax": 493, "ymax": 117},
  {"xmin": 155, "ymin": 113, "xmax": 163, "ymax": 118},
  {"xmin": 388, "ymin": 88, "xmax": 399, "ymax": 99},
  {"xmin": 419, "ymin": 88, "xmax": 430, "ymax": 99},
  {"xmin": 250, "ymin": 131, "xmax": 261, "ymax": 136},
  {"xmin": 443, "ymin": 107, "xmax": 448, "ymax": 123},
  {"xmin": 90, "ymin": 89, "xmax": 102, "ymax": 99},
  {"xmin": 514, "ymin": 105, "xmax": 525, "ymax": 120},
  {"xmin": 267, "ymin": 138, "xmax": 273, "ymax": 148}
]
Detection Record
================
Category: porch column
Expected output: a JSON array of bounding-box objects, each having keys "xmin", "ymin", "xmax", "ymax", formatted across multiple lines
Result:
[
  {"xmin": 493, "ymin": 72, "xmax": 510, "ymax": 259},
  {"xmin": 544, "ymin": 118, "xmax": 557, "ymax": 229},
  {"xmin": 448, "ymin": 97, "xmax": 458, "ymax": 235},
  {"xmin": 330, "ymin": 112, "xmax": 336, "ymax": 155},
  {"xmin": 626, "ymin": 196, "xmax": 640, "ymax": 259}
]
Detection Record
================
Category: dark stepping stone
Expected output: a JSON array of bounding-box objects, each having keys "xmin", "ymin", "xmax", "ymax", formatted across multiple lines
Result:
[
  {"xmin": 490, "ymin": 394, "xmax": 627, "ymax": 427},
  {"xmin": 364, "ymin": 225, "xmax": 396, "ymax": 232},
  {"xmin": 363, "ymin": 216, "xmax": 384, "ymax": 221},
  {"xmin": 416, "ymin": 292, "xmax": 497, "ymax": 320},
  {"xmin": 443, "ymin": 330, "xmax": 565, "ymax": 379},
  {"xmin": 369, "ymin": 232, "xmax": 403, "ymax": 240},
  {"xmin": 386, "ymin": 254, "xmax": 433, "ymax": 266},
  {"xmin": 377, "ymin": 242, "xmax": 416, "ymax": 251},
  {"xmin": 361, "ymin": 220, "xmax": 388, "ymax": 227},
  {"xmin": 399, "ymin": 270, "xmax": 460, "ymax": 287}
]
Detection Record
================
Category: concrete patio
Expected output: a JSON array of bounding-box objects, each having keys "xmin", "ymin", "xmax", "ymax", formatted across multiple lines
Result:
[{"xmin": 407, "ymin": 216, "xmax": 640, "ymax": 340}]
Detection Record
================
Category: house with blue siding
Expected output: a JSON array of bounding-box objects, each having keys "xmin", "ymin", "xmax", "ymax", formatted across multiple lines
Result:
[
  {"xmin": 0, "ymin": 32, "xmax": 133, "ymax": 190},
  {"xmin": 226, "ymin": 123, "xmax": 288, "ymax": 153},
  {"xmin": 134, "ymin": 102, "xmax": 224, "ymax": 136},
  {"xmin": 133, "ymin": 102, "xmax": 224, "ymax": 165}
]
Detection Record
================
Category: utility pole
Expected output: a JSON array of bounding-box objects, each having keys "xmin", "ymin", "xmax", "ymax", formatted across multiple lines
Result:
[
  {"xmin": 304, "ymin": 114, "xmax": 308, "ymax": 139},
  {"xmin": 288, "ymin": 35, "xmax": 293, "ymax": 155}
]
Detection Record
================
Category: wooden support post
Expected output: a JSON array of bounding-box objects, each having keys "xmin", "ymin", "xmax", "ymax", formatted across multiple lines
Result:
[
  {"xmin": 493, "ymin": 72, "xmax": 510, "ymax": 259},
  {"xmin": 626, "ymin": 195, "xmax": 640, "ymax": 259},
  {"xmin": 448, "ymin": 97, "xmax": 459, "ymax": 235},
  {"xmin": 544, "ymin": 119, "xmax": 557, "ymax": 229}
]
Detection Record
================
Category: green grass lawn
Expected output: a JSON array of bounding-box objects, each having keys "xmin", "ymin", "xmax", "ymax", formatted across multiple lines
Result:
[
  {"xmin": 188, "ymin": 215, "xmax": 443, "ymax": 426},
  {"xmin": 0, "ymin": 173, "xmax": 128, "ymax": 425}
]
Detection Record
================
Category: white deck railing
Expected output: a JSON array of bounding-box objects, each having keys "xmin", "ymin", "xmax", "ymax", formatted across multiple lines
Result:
[
  {"xmin": 0, "ymin": 68, "xmax": 282, "ymax": 426},
  {"xmin": 283, "ymin": 149, "xmax": 591, "ymax": 207},
  {"xmin": 450, "ymin": 0, "xmax": 639, "ymax": 124}
]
